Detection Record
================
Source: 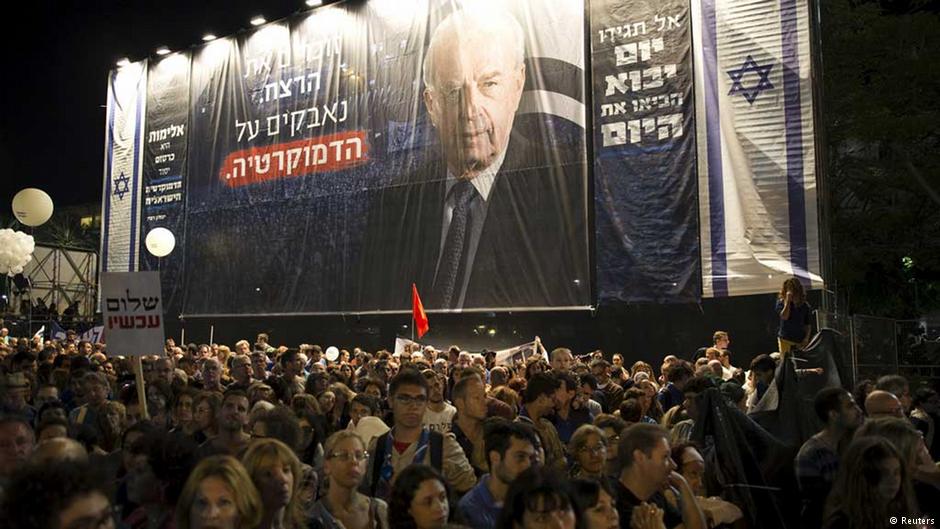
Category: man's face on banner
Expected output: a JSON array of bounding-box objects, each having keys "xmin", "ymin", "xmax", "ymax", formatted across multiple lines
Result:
[{"xmin": 424, "ymin": 29, "xmax": 525, "ymax": 179}]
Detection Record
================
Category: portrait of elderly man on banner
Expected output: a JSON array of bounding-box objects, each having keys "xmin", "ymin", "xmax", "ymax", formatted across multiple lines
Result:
[{"xmin": 357, "ymin": 0, "xmax": 590, "ymax": 312}]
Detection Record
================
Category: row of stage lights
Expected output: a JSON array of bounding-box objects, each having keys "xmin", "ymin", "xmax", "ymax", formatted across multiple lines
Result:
[{"xmin": 116, "ymin": 0, "xmax": 325, "ymax": 67}]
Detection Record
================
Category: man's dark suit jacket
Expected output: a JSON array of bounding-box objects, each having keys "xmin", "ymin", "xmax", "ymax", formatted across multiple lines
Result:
[{"xmin": 355, "ymin": 132, "xmax": 589, "ymax": 311}]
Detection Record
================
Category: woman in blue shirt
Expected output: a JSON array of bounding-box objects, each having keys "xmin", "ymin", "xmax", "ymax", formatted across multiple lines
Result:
[{"xmin": 775, "ymin": 278, "xmax": 813, "ymax": 353}]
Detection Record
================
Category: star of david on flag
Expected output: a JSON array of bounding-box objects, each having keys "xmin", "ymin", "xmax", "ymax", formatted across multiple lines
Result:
[
  {"xmin": 727, "ymin": 55, "xmax": 774, "ymax": 104},
  {"xmin": 113, "ymin": 172, "xmax": 130, "ymax": 201}
]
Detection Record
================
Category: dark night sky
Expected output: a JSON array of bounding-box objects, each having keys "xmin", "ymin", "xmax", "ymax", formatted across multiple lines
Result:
[{"xmin": 0, "ymin": 0, "xmax": 330, "ymax": 216}]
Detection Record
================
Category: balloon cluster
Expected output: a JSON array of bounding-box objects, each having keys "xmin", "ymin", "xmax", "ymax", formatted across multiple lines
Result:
[{"xmin": 0, "ymin": 229, "xmax": 35, "ymax": 276}]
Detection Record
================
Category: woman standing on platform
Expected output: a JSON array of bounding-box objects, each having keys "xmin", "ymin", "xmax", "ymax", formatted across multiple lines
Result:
[{"xmin": 775, "ymin": 277, "xmax": 813, "ymax": 353}]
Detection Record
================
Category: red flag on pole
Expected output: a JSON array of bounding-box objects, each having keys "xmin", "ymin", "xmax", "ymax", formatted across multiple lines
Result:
[{"xmin": 412, "ymin": 283, "xmax": 429, "ymax": 338}]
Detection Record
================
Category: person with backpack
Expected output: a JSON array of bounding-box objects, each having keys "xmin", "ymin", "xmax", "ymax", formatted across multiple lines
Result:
[{"xmin": 361, "ymin": 369, "xmax": 477, "ymax": 501}]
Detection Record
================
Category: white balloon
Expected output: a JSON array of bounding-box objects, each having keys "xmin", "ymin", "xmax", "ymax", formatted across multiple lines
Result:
[
  {"xmin": 12, "ymin": 188, "xmax": 54, "ymax": 227},
  {"xmin": 325, "ymin": 346, "xmax": 340, "ymax": 362},
  {"xmin": 145, "ymin": 227, "xmax": 176, "ymax": 257}
]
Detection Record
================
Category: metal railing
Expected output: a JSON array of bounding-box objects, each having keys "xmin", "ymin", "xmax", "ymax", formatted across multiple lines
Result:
[{"xmin": 817, "ymin": 310, "xmax": 940, "ymax": 387}]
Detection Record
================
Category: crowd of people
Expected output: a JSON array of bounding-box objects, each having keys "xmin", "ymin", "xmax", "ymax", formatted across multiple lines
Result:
[{"xmin": 0, "ymin": 310, "xmax": 937, "ymax": 529}]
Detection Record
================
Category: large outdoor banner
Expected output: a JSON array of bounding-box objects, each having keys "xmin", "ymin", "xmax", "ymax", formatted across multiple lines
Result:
[
  {"xmin": 178, "ymin": 0, "xmax": 589, "ymax": 315},
  {"xmin": 100, "ymin": 0, "xmax": 827, "ymax": 316},
  {"xmin": 591, "ymin": 0, "xmax": 700, "ymax": 303},
  {"xmin": 691, "ymin": 0, "xmax": 824, "ymax": 297},
  {"xmin": 140, "ymin": 52, "xmax": 190, "ymax": 310},
  {"xmin": 101, "ymin": 61, "xmax": 147, "ymax": 274}
]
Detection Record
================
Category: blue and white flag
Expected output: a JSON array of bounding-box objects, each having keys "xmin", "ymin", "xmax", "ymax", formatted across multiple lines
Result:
[
  {"xmin": 81, "ymin": 325, "xmax": 105, "ymax": 344},
  {"xmin": 691, "ymin": 0, "xmax": 823, "ymax": 297},
  {"xmin": 49, "ymin": 320, "xmax": 67, "ymax": 341},
  {"xmin": 101, "ymin": 61, "xmax": 147, "ymax": 274}
]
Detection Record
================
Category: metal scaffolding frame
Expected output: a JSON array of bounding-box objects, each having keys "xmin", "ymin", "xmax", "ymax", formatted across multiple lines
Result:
[{"xmin": 4, "ymin": 245, "xmax": 98, "ymax": 329}]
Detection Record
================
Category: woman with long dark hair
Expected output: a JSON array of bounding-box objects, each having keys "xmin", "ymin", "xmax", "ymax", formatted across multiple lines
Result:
[
  {"xmin": 823, "ymin": 436, "xmax": 919, "ymax": 529},
  {"xmin": 124, "ymin": 431, "xmax": 198, "ymax": 529},
  {"xmin": 496, "ymin": 466, "xmax": 584, "ymax": 529},
  {"xmin": 327, "ymin": 382, "xmax": 354, "ymax": 431},
  {"xmin": 570, "ymin": 479, "xmax": 619, "ymax": 529},
  {"xmin": 388, "ymin": 465, "xmax": 465, "ymax": 529},
  {"xmin": 856, "ymin": 417, "xmax": 940, "ymax": 521},
  {"xmin": 776, "ymin": 277, "xmax": 813, "ymax": 353}
]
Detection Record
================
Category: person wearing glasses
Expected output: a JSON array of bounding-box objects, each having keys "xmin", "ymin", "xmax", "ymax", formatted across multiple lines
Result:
[
  {"xmin": 567, "ymin": 425, "xmax": 609, "ymax": 482},
  {"xmin": 361, "ymin": 369, "xmax": 477, "ymax": 501},
  {"xmin": 311, "ymin": 431, "xmax": 389, "ymax": 529}
]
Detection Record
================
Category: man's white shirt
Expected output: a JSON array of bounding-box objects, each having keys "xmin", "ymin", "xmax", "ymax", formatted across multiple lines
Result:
[{"xmin": 423, "ymin": 402, "xmax": 458, "ymax": 433}]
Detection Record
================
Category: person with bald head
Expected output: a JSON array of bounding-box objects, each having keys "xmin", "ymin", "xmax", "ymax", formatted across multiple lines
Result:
[
  {"xmin": 866, "ymin": 390, "xmax": 905, "ymax": 419},
  {"xmin": 358, "ymin": 1, "xmax": 588, "ymax": 311},
  {"xmin": 31, "ymin": 437, "xmax": 88, "ymax": 464},
  {"xmin": 875, "ymin": 374, "xmax": 912, "ymax": 414}
]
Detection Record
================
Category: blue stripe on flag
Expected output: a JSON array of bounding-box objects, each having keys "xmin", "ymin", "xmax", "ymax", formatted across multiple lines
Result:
[
  {"xmin": 102, "ymin": 75, "xmax": 116, "ymax": 272},
  {"xmin": 129, "ymin": 74, "xmax": 143, "ymax": 270},
  {"xmin": 780, "ymin": 0, "xmax": 808, "ymax": 283},
  {"xmin": 149, "ymin": 175, "xmax": 182, "ymax": 185},
  {"xmin": 702, "ymin": 0, "xmax": 728, "ymax": 297}
]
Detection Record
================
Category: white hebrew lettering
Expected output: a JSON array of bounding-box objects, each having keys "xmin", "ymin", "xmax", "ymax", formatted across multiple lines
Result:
[
  {"xmin": 266, "ymin": 116, "xmax": 280, "ymax": 136},
  {"xmin": 254, "ymin": 154, "xmax": 270, "ymax": 174},
  {"xmin": 601, "ymin": 122, "xmax": 627, "ymax": 147},
  {"xmin": 344, "ymin": 137, "xmax": 362, "ymax": 158},
  {"xmin": 658, "ymin": 113, "xmax": 683, "ymax": 138},
  {"xmin": 311, "ymin": 144, "xmax": 328, "ymax": 165}
]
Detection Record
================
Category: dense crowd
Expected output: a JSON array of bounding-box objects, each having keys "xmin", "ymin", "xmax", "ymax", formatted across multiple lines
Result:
[{"xmin": 0, "ymin": 291, "xmax": 938, "ymax": 529}]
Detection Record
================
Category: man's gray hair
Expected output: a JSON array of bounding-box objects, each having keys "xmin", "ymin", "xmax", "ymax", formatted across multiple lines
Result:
[{"xmin": 423, "ymin": 2, "xmax": 526, "ymax": 90}]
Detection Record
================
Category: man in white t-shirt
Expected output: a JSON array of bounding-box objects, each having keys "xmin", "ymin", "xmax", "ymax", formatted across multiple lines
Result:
[{"xmin": 422, "ymin": 369, "xmax": 457, "ymax": 433}]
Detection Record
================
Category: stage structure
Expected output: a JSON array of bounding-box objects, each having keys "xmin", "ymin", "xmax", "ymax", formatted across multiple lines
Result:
[
  {"xmin": 101, "ymin": 0, "xmax": 825, "ymax": 319},
  {"xmin": 4, "ymin": 245, "xmax": 98, "ymax": 322}
]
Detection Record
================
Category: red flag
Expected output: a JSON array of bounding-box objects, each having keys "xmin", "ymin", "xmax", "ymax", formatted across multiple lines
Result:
[{"xmin": 412, "ymin": 283, "xmax": 429, "ymax": 338}]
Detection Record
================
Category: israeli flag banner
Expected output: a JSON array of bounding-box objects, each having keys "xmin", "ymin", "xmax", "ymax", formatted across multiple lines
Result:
[
  {"xmin": 101, "ymin": 60, "xmax": 147, "ymax": 273},
  {"xmin": 691, "ymin": 0, "xmax": 824, "ymax": 297}
]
